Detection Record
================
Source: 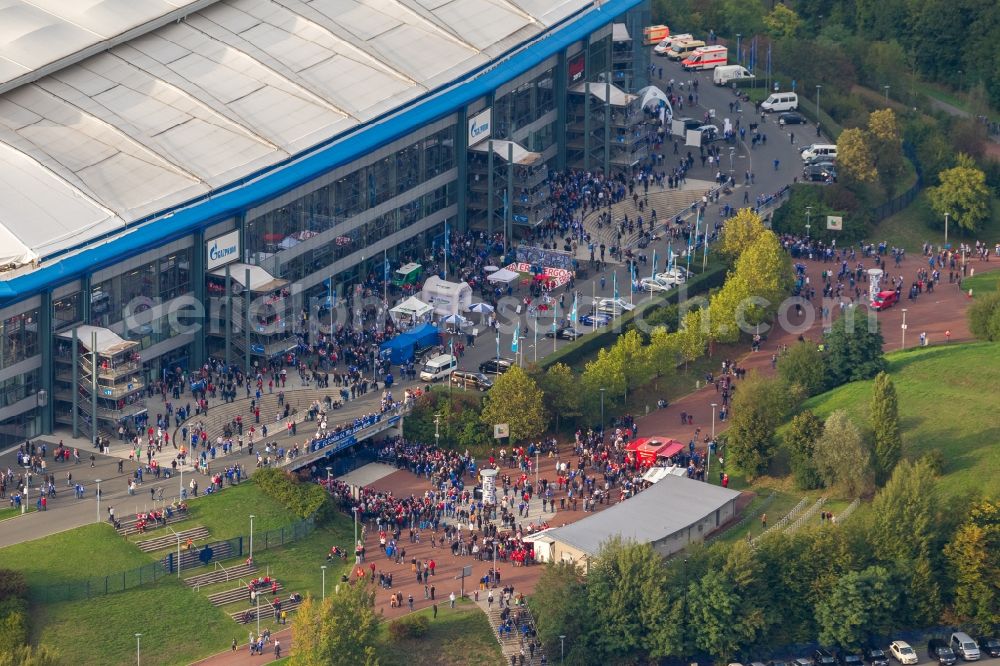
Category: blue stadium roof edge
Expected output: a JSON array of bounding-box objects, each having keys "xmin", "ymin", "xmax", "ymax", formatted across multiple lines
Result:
[{"xmin": 0, "ymin": 0, "xmax": 644, "ymax": 307}]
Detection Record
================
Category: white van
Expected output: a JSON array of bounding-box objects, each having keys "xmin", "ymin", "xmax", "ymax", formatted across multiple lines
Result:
[
  {"xmin": 950, "ymin": 633, "xmax": 980, "ymax": 661},
  {"xmin": 760, "ymin": 92, "xmax": 799, "ymax": 112},
  {"xmin": 800, "ymin": 144, "xmax": 838, "ymax": 161},
  {"xmin": 419, "ymin": 354, "xmax": 458, "ymax": 382},
  {"xmin": 653, "ymin": 33, "xmax": 692, "ymax": 56},
  {"xmin": 713, "ymin": 65, "xmax": 754, "ymax": 86},
  {"xmin": 667, "ymin": 40, "xmax": 706, "ymax": 61}
]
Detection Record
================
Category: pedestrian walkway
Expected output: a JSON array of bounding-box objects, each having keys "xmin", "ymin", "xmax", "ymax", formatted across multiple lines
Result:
[{"xmin": 477, "ymin": 596, "xmax": 545, "ymax": 665}]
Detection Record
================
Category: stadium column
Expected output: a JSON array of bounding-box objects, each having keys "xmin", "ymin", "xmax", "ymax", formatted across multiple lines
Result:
[
  {"xmin": 39, "ymin": 290, "xmax": 54, "ymax": 435},
  {"xmin": 604, "ymin": 86, "xmax": 611, "ymax": 175},
  {"xmin": 190, "ymin": 227, "xmax": 206, "ymax": 369},
  {"xmin": 506, "ymin": 142, "xmax": 514, "ymax": 246},
  {"xmin": 583, "ymin": 43, "xmax": 591, "ymax": 172},
  {"xmin": 555, "ymin": 51, "xmax": 568, "ymax": 171},
  {"xmin": 456, "ymin": 107, "xmax": 469, "ymax": 234}
]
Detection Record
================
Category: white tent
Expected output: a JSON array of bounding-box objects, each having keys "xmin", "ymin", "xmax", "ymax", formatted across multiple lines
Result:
[
  {"xmin": 638, "ymin": 85, "xmax": 669, "ymax": 109},
  {"xmin": 487, "ymin": 268, "xmax": 520, "ymax": 284},
  {"xmin": 421, "ymin": 276, "xmax": 473, "ymax": 317},
  {"xmin": 389, "ymin": 296, "xmax": 433, "ymax": 325}
]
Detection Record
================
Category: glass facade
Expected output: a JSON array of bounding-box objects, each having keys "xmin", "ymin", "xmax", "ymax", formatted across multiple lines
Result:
[
  {"xmin": 0, "ymin": 309, "xmax": 40, "ymax": 370},
  {"xmin": 89, "ymin": 249, "xmax": 193, "ymax": 327}
]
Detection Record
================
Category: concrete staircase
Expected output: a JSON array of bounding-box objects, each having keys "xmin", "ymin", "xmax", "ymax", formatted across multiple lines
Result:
[{"xmin": 477, "ymin": 597, "xmax": 546, "ymax": 665}]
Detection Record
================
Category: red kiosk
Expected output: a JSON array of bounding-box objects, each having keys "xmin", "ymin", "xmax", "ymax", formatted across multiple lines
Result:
[{"xmin": 625, "ymin": 437, "xmax": 685, "ymax": 467}]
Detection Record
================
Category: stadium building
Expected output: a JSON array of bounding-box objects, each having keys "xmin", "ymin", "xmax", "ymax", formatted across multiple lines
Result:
[{"xmin": 0, "ymin": 0, "xmax": 652, "ymax": 445}]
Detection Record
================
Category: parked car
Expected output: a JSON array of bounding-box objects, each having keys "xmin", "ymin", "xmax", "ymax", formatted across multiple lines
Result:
[
  {"xmin": 928, "ymin": 639, "xmax": 957, "ymax": 666},
  {"xmin": 871, "ymin": 289, "xmax": 899, "ymax": 310},
  {"xmin": 793, "ymin": 658, "xmax": 814, "ymax": 666},
  {"xmin": 596, "ymin": 297, "xmax": 636, "ymax": 315},
  {"xmin": 890, "ymin": 641, "xmax": 919, "ymax": 665},
  {"xmin": 696, "ymin": 124, "xmax": 721, "ymax": 142},
  {"xmin": 478, "ymin": 357, "xmax": 514, "ymax": 376},
  {"xmin": 839, "ymin": 650, "xmax": 865, "ymax": 666},
  {"xmin": 768, "ymin": 660, "xmax": 793, "ymax": 666},
  {"xmin": 975, "ymin": 637, "xmax": 1000, "ymax": 658},
  {"xmin": 864, "ymin": 647, "xmax": 890, "ymax": 666},
  {"xmin": 545, "ymin": 327, "xmax": 582, "ymax": 340},
  {"xmin": 579, "ymin": 312, "xmax": 612, "ymax": 327},
  {"xmin": 639, "ymin": 275, "xmax": 675, "ymax": 292},
  {"xmin": 779, "ymin": 111, "xmax": 806, "ymax": 125},
  {"xmin": 804, "ymin": 153, "xmax": 837, "ymax": 167},
  {"xmin": 949, "ymin": 633, "xmax": 980, "ymax": 661},
  {"xmin": 803, "ymin": 163, "xmax": 837, "ymax": 182},
  {"xmin": 449, "ymin": 370, "xmax": 493, "ymax": 392},
  {"xmin": 814, "ymin": 649, "xmax": 838, "ymax": 666}
]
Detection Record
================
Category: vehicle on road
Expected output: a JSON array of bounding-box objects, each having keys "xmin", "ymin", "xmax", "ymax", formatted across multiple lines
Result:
[
  {"xmin": 976, "ymin": 638, "xmax": 1000, "ymax": 659},
  {"xmin": 949, "ymin": 633, "xmax": 980, "ymax": 661},
  {"xmin": 654, "ymin": 33, "xmax": 692, "ymax": 56},
  {"xmin": 804, "ymin": 153, "xmax": 837, "ymax": 167},
  {"xmin": 761, "ymin": 91, "xmax": 799, "ymax": 112},
  {"xmin": 449, "ymin": 370, "xmax": 493, "ymax": 392},
  {"xmin": 682, "ymin": 45, "xmax": 727, "ymax": 70},
  {"xmin": 696, "ymin": 124, "xmax": 721, "ymax": 142},
  {"xmin": 419, "ymin": 354, "xmax": 458, "ymax": 382},
  {"xmin": 580, "ymin": 312, "xmax": 612, "ymax": 327},
  {"xmin": 714, "ymin": 64, "xmax": 754, "ymax": 85},
  {"xmin": 814, "ymin": 649, "xmax": 838, "ymax": 666},
  {"xmin": 639, "ymin": 275, "xmax": 675, "ymax": 292},
  {"xmin": 803, "ymin": 163, "xmax": 837, "ymax": 182},
  {"xmin": 656, "ymin": 267, "xmax": 690, "ymax": 283},
  {"xmin": 870, "ymin": 289, "xmax": 899, "ymax": 311},
  {"xmin": 890, "ymin": 641, "xmax": 919, "ymax": 665},
  {"xmin": 643, "ymin": 24, "xmax": 670, "ymax": 45},
  {"xmin": 667, "ymin": 39, "xmax": 706, "ymax": 60},
  {"xmin": 545, "ymin": 327, "xmax": 583, "ymax": 341},
  {"xmin": 392, "ymin": 262, "xmax": 423, "ymax": 287},
  {"xmin": 478, "ymin": 357, "xmax": 514, "ymax": 376},
  {"xmin": 864, "ymin": 647, "xmax": 890, "ymax": 666},
  {"xmin": 596, "ymin": 297, "xmax": 636, "ymax": 315},
  {"xmin": 928, "ymin": 639, "xmax": 957, "ymax": 666},
  {"xmin": 839, "ymin": 650, "xmax": 865, "ymax": 666},
  {"xmin": 801, "ymin": 143, "xmax": 838, "ymax": 161},
  {"xmin": 779, "ymin": 111, "xmax": 806, "ymax": 125}
]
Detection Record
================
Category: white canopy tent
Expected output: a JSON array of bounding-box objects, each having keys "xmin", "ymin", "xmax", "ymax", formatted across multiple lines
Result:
[
  {"xmin": 389, "ymin": 296, "xmax": 433, "ymax": 326},
  {"xmin": 487, "ymin": 268, "xmax": 520, "ymax": 284},
  {"xmin": 421, "ymin": 276, "xmax": 473, "ymax": 316},
  {"xmin": 570, "ymin": 81, "xmax": 637, "ymax": 107},
  {"xmin": 469, "ymin": 140, "xmax": 543, "ymax": 165}
]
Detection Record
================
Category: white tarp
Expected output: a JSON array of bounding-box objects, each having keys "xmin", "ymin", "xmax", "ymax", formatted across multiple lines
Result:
[
  {"xmin": 612, "ymin": 23, "xmax": 631, "ymax": 42},
  {"xmin": 642, "ymin": 466, "xmax": 688, "ymax": 484},
  {"xmin": 469, "ymin": 140, "xmax": 543, "ymax": 165},
  {"xmin": 421, "ymin": 276, "xmax": 473, "ymax": 316},
  {"xmin": 570, "ymin": 81, "xmax": 637, "ymax": 107},
  {"xmin": 487, "ymin": 268, "xmax": 520, "ymax": 284},
  {"xmin": 389, "ymin": 296, "xmax": 433, "ymax": 324},
  {"xmin": 637, "ymin": 85, "xmax": 669, "ymax": 110}
]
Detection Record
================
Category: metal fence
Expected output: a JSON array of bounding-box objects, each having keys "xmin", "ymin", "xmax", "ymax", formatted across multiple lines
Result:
[
  {"xmin": 871, "ymin": 142, "xmax": 924, "ymax": 223},
  {"xmin": 28, "ymin": 516, "xmax": 316, "ymax": 603}
]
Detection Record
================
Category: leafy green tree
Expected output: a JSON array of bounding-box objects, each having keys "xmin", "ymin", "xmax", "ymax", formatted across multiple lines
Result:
[
  {"xmin": 291, "ymin": 586, "xmax": 380, "ymax": 666},
  {"xmin": 719, "ymin": 208, "xmax": 766, "ymax": 261},
  {"xmin": 822, "ymin": 313, "xmax": 886, "ymax": 389},
  {"xmin": 764, "ymin": 3, "xmax": 802, "ymax": 37},
  {"xmin": 677, "ymin": 309, "xmax": 708, "ymax": 370},
  {"xmin": 777, "ymin": 341, "xmax": 826, "ymax": 396},
  {"xmin": 721, "ymin": 541, "xmax": 774, "ymax": 650},
  {"xmin": 687, "ymin": 568, "xmax": 742, "ymax": 662},
  {"xmin": 813, "ymin": 410, "xmax": 873, "ymax": 496},
  {"xmin": 967, "ymin": 288, "xmax": 1000, "ymax": 341},
  {"xmin": 837, "ymin": 128, "xmax": 878, "ymax": 183},
  {"xmin": 538, "ymin": 363, "xmax": 582, "ymax": 431},
  {"xmin": 480, "ymin": 365, "xmax": 548, "ymax": 442},
  {"xmin": 868, "ymin": 109, "xmax": 904, "ymax": 193},
  {"xmin": 530, "ymin": 562, "xmax": 595, "ymax": 663},
  {"xmin": 815, "ymin": 566, "xmax": 899, "ymax": 648},
  {"xmin": 586, "ymin": 539, "xmax": 673, "ymax": 662},
  {"xmin": 646, "ymin": 328, "xmax": 680, "ymax": 378},
  {"xmin": 0, "ymin": 645, "xmax": 63, "ymax": 666},
  {"xmin": 870, "ymin": 372, "xmax": 902, "ymax": 486},
  {"xmin": 784, "ymin": 409, "xmax": 825, "ymax": 489},
  {"xmin": 727, "ymin": 373, "xmax": 798, "ymax": 479},
  {"xmin": 944, "ymin": 500, "xmax": 1000, "ymax": 633},
  {"xmin": 928, "ymin": 153, "xmax": 991, "ymax": 233}
]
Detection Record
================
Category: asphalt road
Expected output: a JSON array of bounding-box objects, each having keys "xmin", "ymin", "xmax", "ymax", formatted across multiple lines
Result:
[{"xmin": 0, "ymin": 53, "xmax": 810, "ymax": 549}]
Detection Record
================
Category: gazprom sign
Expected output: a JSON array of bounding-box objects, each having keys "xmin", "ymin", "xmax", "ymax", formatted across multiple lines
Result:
[
  {"xmin": 206, "ymin": 230, "xmax": 240, "ymax": 270},
  {"xmin": 468, "ymin": 108, "xmax": 492, "ymax": 145}
]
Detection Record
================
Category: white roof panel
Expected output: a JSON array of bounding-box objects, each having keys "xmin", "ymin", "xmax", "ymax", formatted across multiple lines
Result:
[{"xmin": 0, "ymin": 0, "xmax": 600, "ymax": 268}]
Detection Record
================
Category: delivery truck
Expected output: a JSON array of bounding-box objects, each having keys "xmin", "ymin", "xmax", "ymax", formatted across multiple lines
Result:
[
  {"xmin": 713, "ymin": 64, "xmax": 754, "ymax": 85},
  {"xmin": 682, "ymin": 45, "xmax": 727, "ymax": 70}
]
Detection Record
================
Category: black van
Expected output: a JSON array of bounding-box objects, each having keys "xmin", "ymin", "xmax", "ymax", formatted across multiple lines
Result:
[{"xmin": 450, "ymin": 371, "xmax": 493, "ymax": 391}]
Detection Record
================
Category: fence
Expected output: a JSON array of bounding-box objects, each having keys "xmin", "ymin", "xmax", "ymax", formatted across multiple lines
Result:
[
  {"xmin": 870, "ymin": 142, "xmax": 924, "ymax": 223},
  {"xmin": 28, "ymin": 516, "xmax": 316, "ymax": 603}
]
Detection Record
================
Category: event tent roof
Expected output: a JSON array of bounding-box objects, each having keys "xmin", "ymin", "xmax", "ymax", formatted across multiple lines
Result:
[
  {"xmin": 486, "ymin": 267, "xmax": 520, "ymax": 284},
  {"xmin": 56, "ymin": 324, "xmax": 138, "ymax": 355}
]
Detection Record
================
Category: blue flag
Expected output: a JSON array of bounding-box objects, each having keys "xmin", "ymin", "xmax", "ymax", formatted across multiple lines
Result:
[
  {"xmin": 496, "ymin": 332, "xmax": 500, "ymax": 359},
  {"xmin": 444, "ymin": 220, "xmax": 450, "ymax": 258},
  {"xmin": 570, "ymin": 294, "xmax": 578, "ymax": 324},
  {"xmin": 613, "ymin": 272, "xmax": 619, "ymax": 300},
  {"xmin": 511, "ymin": 324, "xmax": 519, "ymax": 353},
  {"xmin": 652, "ymin": 250, "xmax": 658, "ymax": 278}
]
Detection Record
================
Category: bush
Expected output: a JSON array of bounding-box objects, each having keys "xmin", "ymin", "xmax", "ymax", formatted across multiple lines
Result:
[
  {"xmin": 388, "ymin": 614, "xmax": 430, "ymax": 640},
  {"xmin": 968, "ymin": 290, "xmax": 1000, "ymax": 341},
  {"xmin": 252, "ymin": 468, "xmax": 331, "ymax": 521},
  {"xmin": 0, "ymin": 607, "xmax": 28, "ymax": 652},
  {"xmin": 0, "ymin": 570, "xmax": 27, "ymax": 604}
]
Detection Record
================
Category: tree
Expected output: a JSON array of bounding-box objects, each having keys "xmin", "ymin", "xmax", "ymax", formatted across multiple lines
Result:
[
  {"xmin": 837, "ymin": 128, "xmax": 878, "ymax": 183},
  {"xmin": 868, "ymin": 109, "xmax": 904, "ymax": 192},
  {"xmin": 822, "ymin": 313, "xmax": 886, "ymax": 390},
  {"xmin": 813, "ymin": 410, "xmax": 873, "ymax": 496},
  {"xmin": 928, "ymin": 153, "xmax": 991, "ymax": 233},
  {"xmin": 291, "ymin": 586, "xmax": 380, "ymax": 666},
  {"xmin": 967, "ymin": 288, "xmax": 1000, "ymax": 341},
  {"xmin": 646, "ymin": 327, "xmax": 680, "ymax": 378},
  {"xmin": 718, "ymin": 208, "xmax": 766, "ymax": 261},
  {"xmin": 538, "ymin": 363, "xmax": 582, "ymax": 431},
  {"xmin": 480, "ymin": 365, "xmax": 548, "ymax": 442},
  {"xmin": 815, "ymin": 566, "xmax": 899, "ymax": 648},
  {"xmin": 530, "ymin": 562, "xmax": 595, "ymax": 663},
  {"xmin": 777, "ymin": 341, "xmax": 826, "ymax": 396},
  {"xmin": 0, "ymin": 645, "xmax": 63, "ymax": 666},
  {"xmin": 677, "ymin": 309, "xmax": 708, "ymax": 370},
  {"xmin": 730, "ymin": 231, "xmax": 793, "ymax": 327},
  {"xmin": 687, "ymin": 568, "xmax": 742, "ymax": 661},
  {"xmin": 764, "ymin": 3, "xmax": 802, "ymax": 37},
  {"xmin": 870, "ymin": 372, "xmax": 902, "ymax": 486},
  {"xmin": 727, "ymin": 373, "xmax": 797, "ymax": 479},
  {"xmin": 944, "ymin": 500, "xmax": 1000, "ymax": 633},
  {"xmin": 784, "ymin": 409, "xmax": 825, "ymax": 490}
]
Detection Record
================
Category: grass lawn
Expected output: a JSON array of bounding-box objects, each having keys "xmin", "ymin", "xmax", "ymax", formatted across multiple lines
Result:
[
  {"xmin": 376, "ymin": 599, "xmax": 504, "ymax": 666},
  {"xmin": 799, "ymin": 341, "xmax": 1000, "ymax": 500},
  {"xmin": 31, "ymin": 578, "xmax": 234, "ymax": 666},
  {"xmin": 962, "ymin": 271, "xmax": 999, "ymax": 296},
  {"xmin": 876, "ymin": 193, "xmax": 1000, "ymax": 254},
  {"xmin": 0, "ymin": 505, "xmax": 35, "ymax": 521},
  {"xmin": 0, "ymin": 523, "xmax": 153, "ymax": 587},
  {"xmin": 714, "ymin": 488, "xmax": 806, "ymax": 544}
]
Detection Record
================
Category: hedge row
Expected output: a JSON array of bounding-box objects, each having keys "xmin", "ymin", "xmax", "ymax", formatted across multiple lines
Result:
[
  {"xmin": 252, "ymin": 468, "xmax": 332, "ymax": 521},
  {"xmin": 0, "ymin": 570, "xmax": 28, "ymax": 652},
  {"xmin": 540, "ymin": 261, "xmax": 728, "ymax": 370}
]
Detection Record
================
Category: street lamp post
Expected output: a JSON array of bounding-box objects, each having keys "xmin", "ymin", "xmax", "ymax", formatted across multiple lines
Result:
[
  {"xmin": 944, "ymin": 212, "xmax": 950, "ymax": 247},
  {"xmin": 816, "ymin": 84, "xmax": 822, "ymax": 122},
  {"xmin": 560, "ymin": 635, "xmax": 566, "ymax": 664},
  {"xmin": 599, "ymin": 388, "xmax": 606, "ymax": 438},
  {"xmin": 883, "ymin": 85, "xmax": 890, "ymax": 105},
  {"xmin": 135, "ymin": 633, "xmax": 142, "ymax": 666},
  {"xmin": 352, "ymin": 506, "xmax": 359, "ymax": 550},
  {"xmin": 321, "ymin": 565, "xmax": 327, "ymax": 600},
  {"xmin": 805, "ymin": 206, "xmax": 812, "ymax": 238},
  {"xmin": 95, "ymin": 478, "xmax": 102, "ymax": 522},
  {"xmin": 434, "ymin": 413, "xmax": 441, "ymax": 449},
  {"xmin": 709, "ymin": 404, "xmax": 717, "ymax": 480},
  {"xmin": 736, "ymin": 34, "xmax": 742, "ymax": 64},
  {"xmin": 325, "ymin": 467, "xmax": 332, "ymax": 491},
  {"xmin": 901, "ymin": 309, "xmax": 908, "ymax": 349},
  {"xmin": 249, "ymin": 514, "xmax": 255, "ymax": 563},
  {"xmin": 534, "ymin": 449, "xmax": 539, "ymax": 490}
]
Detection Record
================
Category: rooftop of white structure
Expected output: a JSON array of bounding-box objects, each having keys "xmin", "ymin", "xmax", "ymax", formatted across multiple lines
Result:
[{"xmin": 0, "ymin": 0, "xmax": 601, "ymax": 269}]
